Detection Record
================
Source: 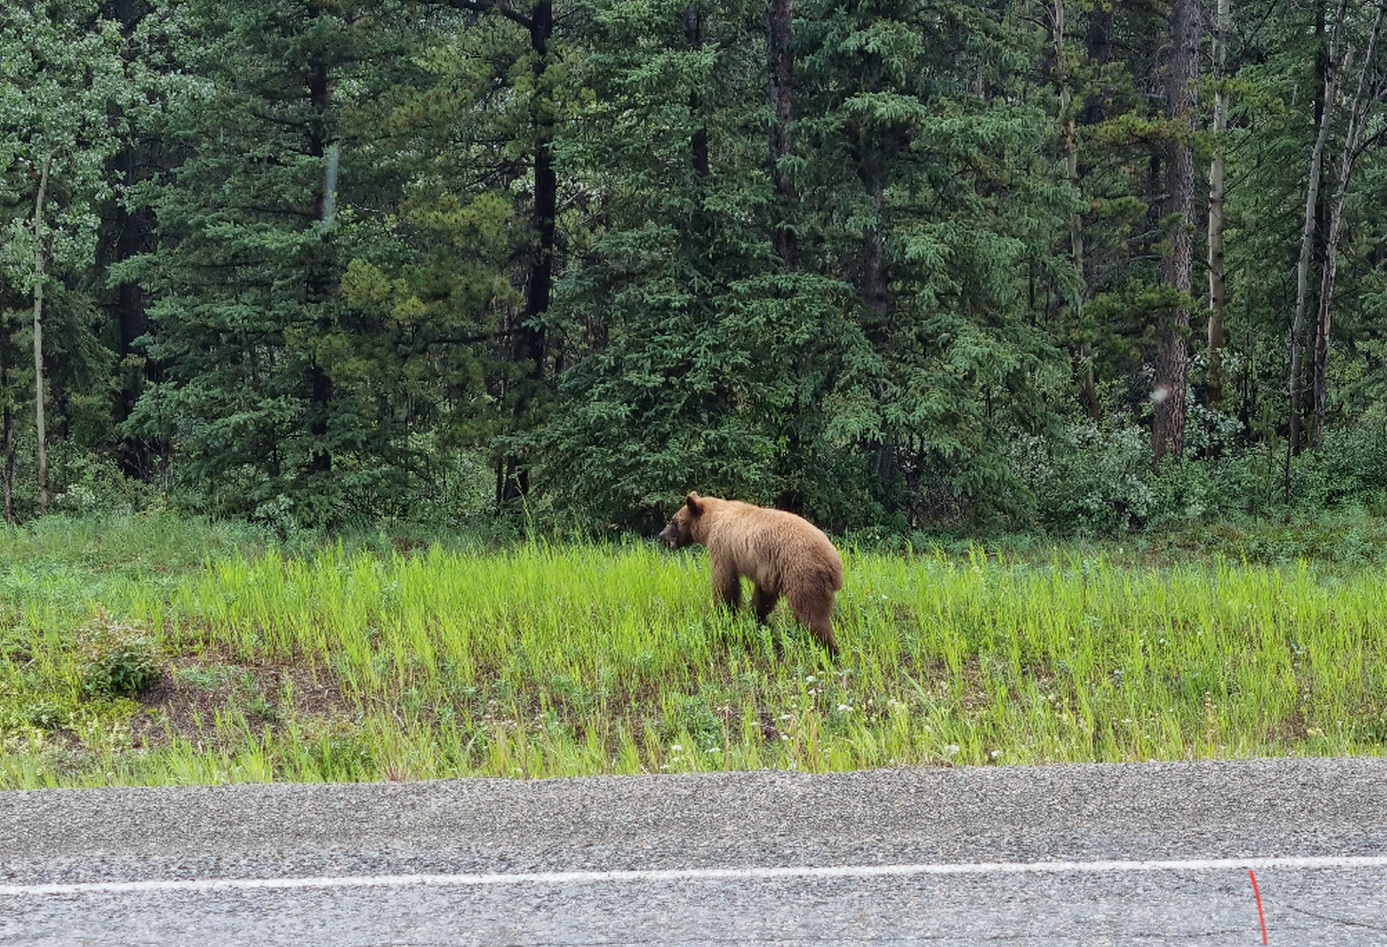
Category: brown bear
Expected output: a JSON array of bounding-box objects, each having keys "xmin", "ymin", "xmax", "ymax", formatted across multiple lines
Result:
[{"xmin": 658, "ymin": 492, "xmax": 843, "ymax": 658}]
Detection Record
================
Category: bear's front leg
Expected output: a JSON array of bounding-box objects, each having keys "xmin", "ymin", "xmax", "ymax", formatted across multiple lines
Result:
[
  {"xmin": 712, "ymin": 561, "xmax": 742, "ymax": 611},
  {"xmin": 750, "ymin": 586, "xmax": 779, "ymax": 624}
]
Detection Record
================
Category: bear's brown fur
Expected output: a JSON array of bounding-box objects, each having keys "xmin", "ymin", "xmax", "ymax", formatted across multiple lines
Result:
[{"xmin": 658, "ymin": 492, "xmax": 843, "ymax": 657}]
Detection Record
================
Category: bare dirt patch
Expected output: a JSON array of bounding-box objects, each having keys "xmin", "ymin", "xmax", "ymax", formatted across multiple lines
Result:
[{"xmin": 131, "ymin": 648, "xmax": 352, "ymax": 749}]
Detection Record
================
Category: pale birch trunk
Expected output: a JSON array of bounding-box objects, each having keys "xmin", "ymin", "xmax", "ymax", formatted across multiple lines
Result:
[
  {"xmin": 1312, "ymin": 0, "xmax": 1387, "ymax": 451},
  {"xmin": 31, "ymin": 154, "xmax": 51, "ymax": 515},
  {"xmin": 1, "ymin": 306, "xmax": 11, "ymax": 525},
  {"xmin": 1206, "ymin": 0, "xmax": 1230, "ymax": 410},
  {"xmin": 1289, "ymin": 0, "xmax": 1347, "ymax": 468}
]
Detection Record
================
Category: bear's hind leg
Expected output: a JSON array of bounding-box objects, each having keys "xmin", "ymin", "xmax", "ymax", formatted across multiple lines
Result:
[
  {"xmin": 790, "ymin": 593, "xmax": 839, "ymax": 660},
  {"xmin": 751, "ymin": 586, "xmax": 785, "ymax": 656},
  {"xmin": 812, "ymin": 615, "xmax": 839, "ymax": 659}
]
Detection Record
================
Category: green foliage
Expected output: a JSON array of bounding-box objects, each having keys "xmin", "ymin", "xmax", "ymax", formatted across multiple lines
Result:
[
  {"xmin": 0, "ymin": 1, "xmax": 136, "ymax": 512},
  {"xmin": 1018, "ymin": 412, "xmax": 1387, "ymax": 538},
  {"xmin": 5, "ymin": 0, "xmax": 1387, "ymax": 538},
  {"xmin": 77, "ymin": 613, "xmax": 160, "ymax": 699},
  {"xmin": 5, "ymin": 517, "xmax": 1387, "ymax": 787},
  {"xmin": 115, "ymin": 0, "xmax": 444, "ymax": 524},
  {"xmin": 332, "ymin": 10, "xmax": 539, "ymax": 494},
  {"xmin": 789, "ymin": 0, "xmax": 1072, "ymax": 526},
  {"xmin": 535, "ymin": 0, "xmax": 855, "ymax": 527},
  {"xmin": 1290, "ymin": 423, "xmax": 1387, "ymax": 511},
  {"xmin": 0, "ymin": 2, "xmax": 133, "ymax": 283},
  {"xmin": 1017, "ymin": 419, "xmax": 1156, "ymax": 533}
]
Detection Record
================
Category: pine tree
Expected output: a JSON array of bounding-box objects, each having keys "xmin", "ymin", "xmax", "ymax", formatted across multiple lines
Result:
[
  {"xmin": 793, "ymin": 0, "xmax": 1071, "ymax": 524},
  {"xmin": 119, "ymin": 0, "xmax": 421, "ymax": 522},
  {"xmin": 333, "ymin": 4, "xmax": 549, "ymax": 518},
  {"xmin": 535, "ymin": 0, "xmax": 857, "ymax": 527},
  {"xmin": 1152, "ymin": 0, "xmax": 1200, "ymax": 466}
]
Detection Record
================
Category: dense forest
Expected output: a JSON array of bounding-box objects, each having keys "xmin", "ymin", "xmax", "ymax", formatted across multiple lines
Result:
[{"xmin": 3, "ymin": 0, "xmax": 1387, "ymax": 536}]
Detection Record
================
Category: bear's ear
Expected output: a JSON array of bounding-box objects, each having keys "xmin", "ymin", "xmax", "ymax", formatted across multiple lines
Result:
[{"xmin": 685, "ymin": 492, "xmax": 703, "ymax": 515}]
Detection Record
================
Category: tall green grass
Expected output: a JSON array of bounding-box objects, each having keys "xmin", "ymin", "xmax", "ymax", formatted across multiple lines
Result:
[{"xmin": 1, "ymin": 517, "xmax": 1385, "ymax": 788}]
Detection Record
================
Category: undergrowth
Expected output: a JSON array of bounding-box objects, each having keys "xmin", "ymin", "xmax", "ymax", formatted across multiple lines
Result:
[{"xmin": 0, "ymin": 513, "xmax": 1384, "ymax": 788}]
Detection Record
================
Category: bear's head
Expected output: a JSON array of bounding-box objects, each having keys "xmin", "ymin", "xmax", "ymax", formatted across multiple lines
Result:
[{"xmin": 658, "ymin": 492, "xmax": 705, "ymax": 549}]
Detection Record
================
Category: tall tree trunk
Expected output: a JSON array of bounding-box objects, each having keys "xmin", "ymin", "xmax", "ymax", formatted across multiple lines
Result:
[
  {"xmin": 1289, "ymin": 0, "xmax": 1346, "ymax": 474},
  {"xmin": 767, "ymin": 0, "xmax": 796, "ymax": 267},
  {"xmin": 859, "ymin": 166, "xmax": 895, "ymax": 489},
  {"xmin": 1, "ymin": 308, "xmax": 12, "ymax": 525},
  {"xmin": 1076, "ymin": 2, "xmax": 1114, "ymax": 421},
  {"xmin": 685, "ymin": 4, "xmax": 710, "ymax": 180},
  {"xmin": 439, "ymin": 0, "xmax": 556, "ymax": 506},
  {"xmin": 113, "ymin": 142, "xmax": 155, "ymax": 475},
  {"xmin": 32, "ymin": 154, "xmax": 51, "ymax": 515},
  {"xmin": 1080, "ymin": 4, "xmax": 1113, "ymax": 126},
  {"xmin": 1312, "ymin": 0, "xmax": 1387, "ymax": 451},
  {"xmin": 858, "ymin": 174, "xmax": 889, "ymax": 330},
  {"xmin": 523, "ymin": 0, "xmax": 555, "ymax": 377},
  {"xmin": 107, "ymin": 0, "xmax": 157, "ymax": 479},
  {"xmin": 306, "ymin": 9, "xmax": 334, "ymax": 477},
  {"xmin": 1053, "ymin": 0, "xmax": 1079, "ymax": 275},
  {"xmin": 499, "ymin": 0, "xmax": 556, "ymax": 506},
  {"xmin": 1206, "ymin": 0, "xmax": 1231, "ymax": 411},
  {"xmin": 1153, "ymin": 0, "xmax": 1199, "ymax": 466},
  {"xmin": 1052, "ymin": 0, "xmax": 1099, "ymax": 420}
]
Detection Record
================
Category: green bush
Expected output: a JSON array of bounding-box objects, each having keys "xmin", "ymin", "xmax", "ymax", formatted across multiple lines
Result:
[
  {"xmin": 77, "ymin": 614, "xmax": 161, "ymax": 699},
  {"xmin": 1013, "ymin": 414, "xmax": 1387, "ymax": 536},
  {"xmin": 1290, "ymin": 422, "xmax": 1387, "ymax": 508},
  {"xmin": 1018, "ymin": 419, "xmax": 1155, "ymax": 533}
]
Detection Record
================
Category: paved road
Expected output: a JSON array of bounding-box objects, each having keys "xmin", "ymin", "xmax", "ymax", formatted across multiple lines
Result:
[{"xmin": 2, "ymin": 758, "xmax": 1385, "ymax": 945}]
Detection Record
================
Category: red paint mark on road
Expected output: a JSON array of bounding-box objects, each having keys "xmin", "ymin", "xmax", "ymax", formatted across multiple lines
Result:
[{"xmin": 1249, "ymin": 869, "xmax": 1268, "ymax": 944}]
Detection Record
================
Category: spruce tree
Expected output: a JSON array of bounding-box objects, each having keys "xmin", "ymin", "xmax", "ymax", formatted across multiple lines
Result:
[
  {"xmin": 535, "ymin": 0, "xmax": 858, "ymax": 528},
  {"xmin": 119, "ymin": 0, "xmax": 420, "ymax": 522},
  {"xmin": 793, "ymin": 0, "xmax": 1071, "ymax": 524}
]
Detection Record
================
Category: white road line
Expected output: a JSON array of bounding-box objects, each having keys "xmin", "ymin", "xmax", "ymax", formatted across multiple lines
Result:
[{"xmin": 2, "ymin": 856, "xmax": 1386, "ymax": 897}]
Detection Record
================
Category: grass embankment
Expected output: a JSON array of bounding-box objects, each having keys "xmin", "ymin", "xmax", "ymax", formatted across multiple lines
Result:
[{"xmin": 1, "ymin": 514, "xmax": 1384, "ymax": 788}]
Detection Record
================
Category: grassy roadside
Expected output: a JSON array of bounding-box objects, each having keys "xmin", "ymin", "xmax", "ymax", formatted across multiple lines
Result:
[{"xmin": 1, "ymin": 513, "xmax": 1384, "ymax": 788}]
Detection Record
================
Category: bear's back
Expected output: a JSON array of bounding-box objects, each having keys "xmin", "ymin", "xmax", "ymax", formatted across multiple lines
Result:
[{"xmin": 705, "ymin": 500, "xmax": 842, "ymax": 593}]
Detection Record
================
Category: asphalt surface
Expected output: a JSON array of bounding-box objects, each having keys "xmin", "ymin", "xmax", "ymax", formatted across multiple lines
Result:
[{"xmin": 2, "ymin": 758, "xmax": 1385, "ymax": 945}]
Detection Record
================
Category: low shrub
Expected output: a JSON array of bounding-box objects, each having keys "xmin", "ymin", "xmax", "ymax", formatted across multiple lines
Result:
[{"xmin": 77, "ymin": 613, "xmax": 160, "ymax": 699}]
